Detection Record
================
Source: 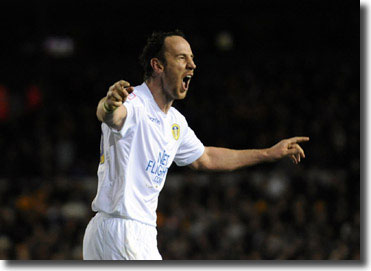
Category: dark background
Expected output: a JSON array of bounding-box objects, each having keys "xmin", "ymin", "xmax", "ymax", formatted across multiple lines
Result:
[{"xmin": 0, "ymin": 0, "xmax": 360, "ymax": 260}]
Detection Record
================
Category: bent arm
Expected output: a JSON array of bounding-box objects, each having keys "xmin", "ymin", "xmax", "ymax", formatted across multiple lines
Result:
[
  {"xmin": 96, "ymin": 97, "xmax": 128, "ymax": 130},
  {"xmin": 190, "ymin": 137, "xmax": 310, "ymax": 171},
  {"xmin": 96, "ymin": 80, "xmax": 134, "ymax": 130}
]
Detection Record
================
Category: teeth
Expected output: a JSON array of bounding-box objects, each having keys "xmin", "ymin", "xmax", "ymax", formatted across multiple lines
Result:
[{"xmin": 183, "ymin": 75, "xmax": 192, "ymax": 82}]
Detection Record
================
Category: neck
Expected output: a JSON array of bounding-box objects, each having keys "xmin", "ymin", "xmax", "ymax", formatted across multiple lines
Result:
[{"xmin": 145, "ymin": 78, "xmax": 173, "ymax": 114}]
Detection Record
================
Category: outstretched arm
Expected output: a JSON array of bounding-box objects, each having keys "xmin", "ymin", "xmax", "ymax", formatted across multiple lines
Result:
[
  {"xmin": 189, "ymin": 137, "xmax": 310, "ymax": 171},
  {"xmin": 96, "ymin": 80, "xmax": 134, "ymax": 130}
]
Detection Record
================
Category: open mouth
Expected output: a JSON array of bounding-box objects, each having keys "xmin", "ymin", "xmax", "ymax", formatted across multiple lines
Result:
[{"xmin": 182, "ymin": 75, "xmax": 192, "ymax": 91}]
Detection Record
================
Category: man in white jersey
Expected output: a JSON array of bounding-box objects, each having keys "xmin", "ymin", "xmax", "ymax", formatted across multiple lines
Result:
[{"xmin": 83, "ymin": 30, "xmax": 309, "ymax": 260}]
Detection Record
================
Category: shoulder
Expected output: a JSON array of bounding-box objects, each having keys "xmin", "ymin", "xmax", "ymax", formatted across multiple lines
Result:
[
  {"xmin": 124, "ymin": 83, "xmax": 149, "ymax": 108},
  {"xmin": 169, "ymin": 106, "xmax": 188, "ymax": 127}
]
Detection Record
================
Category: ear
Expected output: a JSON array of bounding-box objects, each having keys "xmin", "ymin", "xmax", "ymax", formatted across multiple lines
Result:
[{"xmin": 150, "ymin": 58, "xmax": 164, "ymax": 75}]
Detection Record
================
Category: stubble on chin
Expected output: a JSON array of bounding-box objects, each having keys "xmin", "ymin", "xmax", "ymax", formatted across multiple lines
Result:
[{"xmin": 160, "ymin": 76, "xmax": 185, "ymax": 101}]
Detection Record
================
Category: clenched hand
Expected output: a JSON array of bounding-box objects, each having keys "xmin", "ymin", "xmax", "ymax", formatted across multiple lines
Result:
[{"xmin": 104, "ymin": 80, "xmax": 134, "ymax": 111}]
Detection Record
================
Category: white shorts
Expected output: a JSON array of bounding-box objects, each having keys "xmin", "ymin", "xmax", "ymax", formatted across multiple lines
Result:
[{"xmin": 83, "ymin": 212, "xmax": 162, "ymax": 260}]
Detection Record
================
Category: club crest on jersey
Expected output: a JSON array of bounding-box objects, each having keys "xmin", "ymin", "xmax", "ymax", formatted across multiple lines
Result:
[{"xmin": 171, "ymin": 124, "xmax": 180, "ymax": 140}]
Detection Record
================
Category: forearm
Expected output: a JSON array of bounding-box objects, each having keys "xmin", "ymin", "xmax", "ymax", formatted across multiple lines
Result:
[
  {"xmin": 192, "ymin": 137, "xmax": 309, "ymax": 171},
  {"xmin": 96, "ymin": 97, "xmax": 107, "ymax": 122},
  {"xmin": 197, "ymin": 146, "xmax": 272, "ymax": 171},
  {"xmin": 96, "ymin": 97, "xmax": 126, "ymax": 130}
]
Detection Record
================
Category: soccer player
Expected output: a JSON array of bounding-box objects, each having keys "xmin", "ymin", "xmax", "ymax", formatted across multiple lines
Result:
[{"xmin": 82, "ymin": 30, "xmax": 309, "ymax": 260}]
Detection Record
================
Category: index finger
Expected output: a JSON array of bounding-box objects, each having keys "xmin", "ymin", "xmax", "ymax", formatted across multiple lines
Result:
[
  {"xmin": 288, "ymin": 136, "xmax": 310, "ymax": 144},
  {"xmin": 118, "ymin": 80, "xmax": 131, "ymax": 88}
]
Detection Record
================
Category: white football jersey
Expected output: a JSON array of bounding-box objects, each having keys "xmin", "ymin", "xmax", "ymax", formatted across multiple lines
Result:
[{"xmin": 91, "ymin": 82, "xmax": 205, "ymax": 227}]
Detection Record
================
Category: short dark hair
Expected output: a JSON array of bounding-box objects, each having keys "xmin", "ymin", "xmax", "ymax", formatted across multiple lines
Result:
[{"xmin": 139, "ymin": 29, "xmax": 186, "ymax": 80}]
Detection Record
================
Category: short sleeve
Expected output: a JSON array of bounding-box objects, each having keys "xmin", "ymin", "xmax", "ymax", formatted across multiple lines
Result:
[
  {"xmin": 174, "ymin": 125, "xmax": 205, "ymax": 167},
  {"xmin": 110, "ymin": 97, "xmax": 141, "ymax": 138}
]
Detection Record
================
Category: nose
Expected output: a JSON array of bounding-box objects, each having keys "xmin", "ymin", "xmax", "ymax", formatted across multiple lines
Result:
[{"xmin": 187, "ymin": 58, "xmax": 196, "ymax": 70}]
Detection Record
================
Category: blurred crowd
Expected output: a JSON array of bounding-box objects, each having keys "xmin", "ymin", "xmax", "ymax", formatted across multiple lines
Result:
[
  {"xmin": 0, "ymin": 1, "xmax": 359, "ymax": 260},
  {"xmin": 0, "ymin": 167, "xmax": 360, "ymax": 260},
  {"xmin": 0, "ymin": 49, "xmax": 360, "ymax": 260},
  {"xmin": 158, "ymin": 167, "xmax": 360, "ymax": 260}
]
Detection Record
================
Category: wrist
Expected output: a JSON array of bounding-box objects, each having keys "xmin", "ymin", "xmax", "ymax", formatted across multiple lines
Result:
[{"xmin": 262, "ymin": 148, "xmax": 275, "ymax": 162}]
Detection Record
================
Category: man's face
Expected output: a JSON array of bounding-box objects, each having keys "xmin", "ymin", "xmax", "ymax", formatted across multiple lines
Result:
[{"xmin": 160, "ymin": 36, "xmax": 196, "ymax": 100}]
